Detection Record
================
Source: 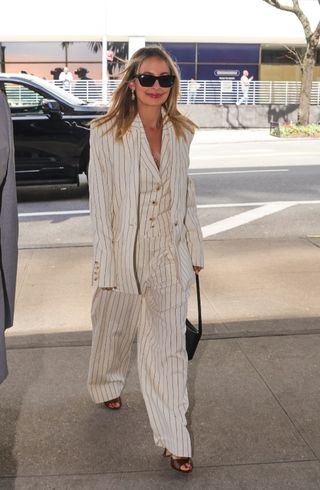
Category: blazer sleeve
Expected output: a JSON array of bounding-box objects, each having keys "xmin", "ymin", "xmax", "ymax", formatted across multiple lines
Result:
[
  {"xmin": 185, "ymin": 176, "xmax": 204, "ymax": 268},
  {"xmin": 88, "ymin": 125, "xmax": 117, "ymax": 287}
]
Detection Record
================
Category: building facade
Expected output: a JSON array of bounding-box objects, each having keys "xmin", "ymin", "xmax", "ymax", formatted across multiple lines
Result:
[{"xmin": 1, "ymin": 40, "xmax": 320, "ymax": 82}]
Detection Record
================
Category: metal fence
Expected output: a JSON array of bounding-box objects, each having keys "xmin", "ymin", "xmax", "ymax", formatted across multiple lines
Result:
[{"xmin": 51, "ymin": 79, "xmax": 320, "ymax": 106}]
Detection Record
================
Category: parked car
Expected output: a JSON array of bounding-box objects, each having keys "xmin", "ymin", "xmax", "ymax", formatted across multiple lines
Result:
[{"xmin": 0, "ymin": 74, "xmax": 107, "ymax": 185}]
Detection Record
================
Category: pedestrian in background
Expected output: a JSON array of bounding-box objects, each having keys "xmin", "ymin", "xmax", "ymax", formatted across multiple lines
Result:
[
  {"xmin": 236, "ymin": 69, "xmax": 253, "ymax": 105},
  {"xmin": 59, "ymin": 66, "xmax": 73, "ymax": 91},
  {"xmin": 0, "ymin": 90, "xmax": 18, "ymax": 384},
  {"xmin": 188, "ymin": 77, "xmax": 200, "ymax": 103},
  {"xmin": 87, "ymin": 45, "xmax": 204, "ymax": 473}
]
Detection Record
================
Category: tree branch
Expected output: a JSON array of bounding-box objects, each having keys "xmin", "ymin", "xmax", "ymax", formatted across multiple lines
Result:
[
  {"xmin": 284, "ymin": 45, "xmax": 303, "ymax": 65},
  {"xmin": 262, "ymin": 0, "xmax": 295, "ymax": 14},
  {"xmin": 262, "ymin": 0, "xmax": 313, "ymax": 39}
]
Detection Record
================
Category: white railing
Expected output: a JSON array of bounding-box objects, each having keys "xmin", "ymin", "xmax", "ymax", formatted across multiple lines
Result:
[
  {"xmin": 53, "ymin": 79, "xmax": 105, "ymax": 102},
  {"xmin": 51, "ymin": 80, "xmax": 320, "ymax": 105}
]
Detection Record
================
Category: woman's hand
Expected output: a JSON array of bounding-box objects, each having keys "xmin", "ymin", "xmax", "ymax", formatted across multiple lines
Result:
[{"xmin": 193, "ymin": 266, "xmax": 203, "ymax": 274}]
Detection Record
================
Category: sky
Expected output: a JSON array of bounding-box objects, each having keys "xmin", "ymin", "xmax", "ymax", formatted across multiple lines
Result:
[{"xmin": 0, "ymin": 0, "xmax": 319, "ymax": 42}]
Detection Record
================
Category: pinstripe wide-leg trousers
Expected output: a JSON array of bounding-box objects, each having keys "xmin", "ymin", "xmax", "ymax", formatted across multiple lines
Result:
[{"xmin": 88, "ymin": 239, "xmax": 192, "ymax": 457}]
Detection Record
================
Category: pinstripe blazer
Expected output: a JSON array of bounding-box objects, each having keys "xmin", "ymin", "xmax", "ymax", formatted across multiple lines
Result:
[{"xmin": 89, "ymin": 113, "xmax": 204, "ymax": 294}]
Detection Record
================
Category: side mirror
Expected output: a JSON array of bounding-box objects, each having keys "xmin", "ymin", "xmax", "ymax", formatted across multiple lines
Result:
[{"xmin": 42, "ymin": 99, "xmax": 62, "ymax": 118}]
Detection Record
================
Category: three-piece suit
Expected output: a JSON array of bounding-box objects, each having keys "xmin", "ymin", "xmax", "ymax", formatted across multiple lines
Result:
[{"xmin": 87, "ymin": 114, "xmax": 203, "ymax": 456}]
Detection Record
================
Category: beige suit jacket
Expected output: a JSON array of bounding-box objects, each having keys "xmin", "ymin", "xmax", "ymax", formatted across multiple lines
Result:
[{"xmin": 89, "ymin": 114, "xmax": 204, "ymax": 294}]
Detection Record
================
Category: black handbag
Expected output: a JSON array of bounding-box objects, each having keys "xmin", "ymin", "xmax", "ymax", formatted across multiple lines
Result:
[{"xmin": 186, "ymin": 274, "xmax": 202, "ymax": 360}]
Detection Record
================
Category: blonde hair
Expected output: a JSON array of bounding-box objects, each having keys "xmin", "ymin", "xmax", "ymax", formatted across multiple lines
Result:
[{"xmin": 91, "ymin": 45, "xmax": 197, "ymax": 141}]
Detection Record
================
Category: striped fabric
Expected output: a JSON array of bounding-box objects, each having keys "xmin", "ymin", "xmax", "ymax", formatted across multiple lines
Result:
[
  {"xmin": 88, "ymin": 114, "xmax": 204, "ymax": 457},
  {"xmin": 88, "ymin": 284, "xmax": 191, "ymax": 456},
  {"xmin": 88, "ymin": 114, "xmax": 204, "ymax": 294}
]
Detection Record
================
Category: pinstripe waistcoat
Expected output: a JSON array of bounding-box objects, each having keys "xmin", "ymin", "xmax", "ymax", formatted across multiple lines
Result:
[{"xmin": 89, "ymin": 113, "xmax": 204, "ymax": 295}]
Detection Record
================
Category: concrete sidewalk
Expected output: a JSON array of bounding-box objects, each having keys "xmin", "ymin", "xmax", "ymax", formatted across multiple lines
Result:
[{"xmin": 1, "ymin": 238, "xmax": 320, "ymax": 489}]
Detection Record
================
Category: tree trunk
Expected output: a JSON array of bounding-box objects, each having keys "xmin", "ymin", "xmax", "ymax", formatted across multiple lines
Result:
[{"xmin": 298, "ymin": 43, "xmax": 316, "ymax": 125}]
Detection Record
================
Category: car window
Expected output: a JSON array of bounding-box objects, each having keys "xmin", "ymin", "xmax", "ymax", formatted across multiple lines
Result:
[
  {"xmin": 40, "ymin": 78, "xmax": 87, "ymax": 105},
  {"xmin": 4, "ymin": 82, "xmax": 45, "ymax": 113}
]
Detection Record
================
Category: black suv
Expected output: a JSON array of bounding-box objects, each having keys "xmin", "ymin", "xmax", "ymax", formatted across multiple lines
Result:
[{"xmin": 0, "ymin": 74, "xmax": 107, "ymax": 185}]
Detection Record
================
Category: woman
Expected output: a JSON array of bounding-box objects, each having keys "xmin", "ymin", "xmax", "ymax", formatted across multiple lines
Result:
[{"xmin": 87, "ymin": 45, "xmax": 204, "ymax": 473}]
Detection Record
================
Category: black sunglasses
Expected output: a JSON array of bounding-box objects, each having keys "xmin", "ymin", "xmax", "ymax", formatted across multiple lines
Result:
[{"xmin": 135, "ymin": 74, "xmax": 176, "ymax": 88}]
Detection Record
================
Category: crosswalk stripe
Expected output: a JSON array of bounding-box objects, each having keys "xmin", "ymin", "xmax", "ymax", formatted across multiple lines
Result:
[{"xmin": 201, "ymin": 202, "xmax": 296, "ymax": 237}]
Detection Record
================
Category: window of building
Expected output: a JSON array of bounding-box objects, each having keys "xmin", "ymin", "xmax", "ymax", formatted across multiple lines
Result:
[
  {"xmin": 260, "ymin": 45, "xmax": 319, "ymax": 65},
  {"xmin": 198, "ymin": 43, "xmax": 260, "ymax": 64}
]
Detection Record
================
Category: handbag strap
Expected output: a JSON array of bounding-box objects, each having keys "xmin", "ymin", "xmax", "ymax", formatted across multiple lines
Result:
[{"xmin": 195, "ymin": 274, "xmax": 202, "ymax": 335}]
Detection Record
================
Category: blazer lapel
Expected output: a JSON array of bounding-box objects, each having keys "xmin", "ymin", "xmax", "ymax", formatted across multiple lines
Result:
[
  {"xmin": 159, "ymin": 124, "xmax": 170, "ymax": 176},
  {"xmin": 122, "ymin": 124, "xmax": 141, "ymax": 226},
  {"xmin": 168, "ymin": 123, "xmax": 181, "ymax": 222}
]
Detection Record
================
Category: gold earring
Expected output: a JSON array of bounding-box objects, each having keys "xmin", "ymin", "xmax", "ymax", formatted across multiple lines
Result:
[{"xmin": 131, "ymin": 89, "xmax": 135, "ymax": 101}]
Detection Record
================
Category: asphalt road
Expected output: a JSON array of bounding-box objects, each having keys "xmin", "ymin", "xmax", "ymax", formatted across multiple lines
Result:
[{"xmin": 17, "ymin": 131, "xmax": 320, "ymax": 247}]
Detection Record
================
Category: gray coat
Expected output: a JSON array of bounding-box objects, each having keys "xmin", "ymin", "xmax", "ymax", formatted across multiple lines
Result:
[{"xmin": 0, "ymin": 90, "xmax": 18, "ymax": 384}]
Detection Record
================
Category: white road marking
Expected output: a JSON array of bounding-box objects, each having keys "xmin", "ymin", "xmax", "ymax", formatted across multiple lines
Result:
[
  {"xmin": 191, "ymin": 148, "xmax": 276, "ymax": 153},
  {"xmin": 190, "ymin": 169, "xmax": 289, "ymax": 175},
  {"xmin": 191, "ymin": 151, "xmax": 320, "ymax": 160},
  {"xmin": 201, "ymin": 202, "xmax": 296, "ymax": 237},
  {"xmin": 18, "ymin": 199, "xmax": 320, "ymax": 218},
  {"xmin": 198, "ymin": 200, "xmax": 320, "ymax": 208},
  {"xmin": 19, "ymin": 210, "xmax": 90, "ymax": 217}
]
